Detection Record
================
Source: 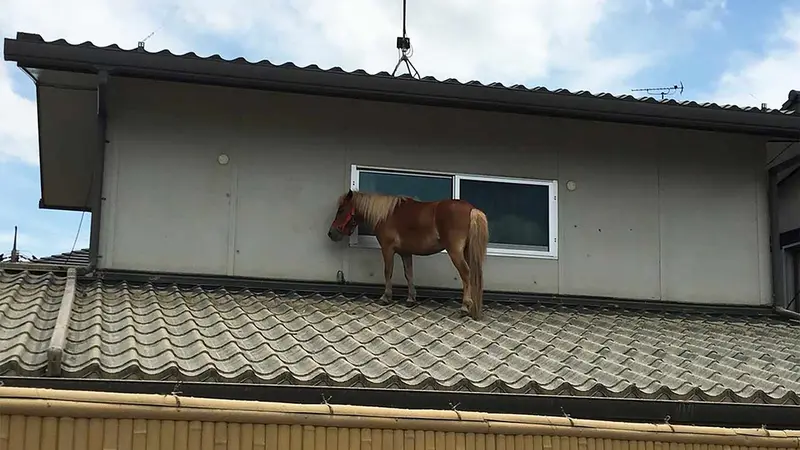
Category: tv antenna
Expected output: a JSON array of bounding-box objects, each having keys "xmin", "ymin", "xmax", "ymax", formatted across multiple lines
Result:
[
  {"xmin": 0, "ymin": 226, "xmax": 34, "ymax": 263},
  {"xmin": 9, "ymin": 226, "xmax": 19, "ymax": 262},
  {"xmin": 391, "ymin": 0, "xmax": 420, "ymax": 79},
  {"xmin": 631, "ymin": 81, "xmax": 684, "ymax": 100}
]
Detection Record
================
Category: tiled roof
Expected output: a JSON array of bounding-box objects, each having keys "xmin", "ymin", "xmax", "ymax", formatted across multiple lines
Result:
[
  {"xmin": 2, "ymin": 268, "xmax": 800, "ymax": 404},
  {"xmin": 0, "ymin": 271, "xmax": 65, "ymax": 376},
  {"xmin": 32, "ymin": 248, "xmax": 90, "ymax": 267},
  {"xmin": 9, "ymin": 33, "xmax": 795, "ymax": 118}
]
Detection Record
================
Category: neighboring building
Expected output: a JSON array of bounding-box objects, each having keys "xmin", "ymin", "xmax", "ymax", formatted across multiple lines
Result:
[
  {"xmin": 783, "ymin": 90, "xmax": 800, "ymax": 113},
  {"xmin": 2, "ymin": 31, "xmax": 800, "ymax": 432},
  {"xmin": 31, "ymin": 248, "xmax": 90, "ymax": 267},
  {"xmin": 771, "ymin": 90, "xmax": 800, "ymax": 313}
]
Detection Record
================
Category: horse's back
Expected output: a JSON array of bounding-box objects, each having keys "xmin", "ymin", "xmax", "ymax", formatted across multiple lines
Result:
[
  {"xmin": 437, "ymin": 198, "xmax": 477, "ymax": 217},
  {"xmin": 391, "ymin": 198, "xmax": 439, "ymax": 229},
  {"xmin": 395, "ymin": 198, "xmax": 474, "ymax": 220}
]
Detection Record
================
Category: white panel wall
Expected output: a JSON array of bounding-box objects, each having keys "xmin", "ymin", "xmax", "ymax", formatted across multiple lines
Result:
[{"xmin": 98, "ymin": 77, "xmax": 771, "ymax": 306}]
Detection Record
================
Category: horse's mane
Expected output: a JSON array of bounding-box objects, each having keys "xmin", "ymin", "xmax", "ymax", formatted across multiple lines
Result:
[{"xmin": 348, "ymin": 191, "xmax": 411, "ymax": 228}]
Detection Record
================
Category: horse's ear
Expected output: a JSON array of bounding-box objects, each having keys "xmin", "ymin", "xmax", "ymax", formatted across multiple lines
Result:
[{"xmin": 346, "ymin": 189, "xmax": 353, "ymax": 199}]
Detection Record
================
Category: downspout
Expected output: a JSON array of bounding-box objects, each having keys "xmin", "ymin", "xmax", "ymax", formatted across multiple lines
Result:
[
  {"xmin": 767, "ymin": 167, "xmax": 784, "ymax": 309},
  {"xmin": 87, "ymin": 70, "xmax": 109, "ymax": 272}
]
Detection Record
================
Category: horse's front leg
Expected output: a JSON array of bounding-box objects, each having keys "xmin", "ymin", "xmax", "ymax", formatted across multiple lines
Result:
[
  {"xmin": 379, "ymin": 245, "xmax": 395, "ymax": 303},
  {"xmin": 401, "ymin": 254, "xmax": 416, "ymax": 303}
]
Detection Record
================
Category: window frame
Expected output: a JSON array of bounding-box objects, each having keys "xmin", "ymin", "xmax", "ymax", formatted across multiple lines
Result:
[{"xmin": 348, "ymin": 164, "xmax": 559, "ymax": 260}]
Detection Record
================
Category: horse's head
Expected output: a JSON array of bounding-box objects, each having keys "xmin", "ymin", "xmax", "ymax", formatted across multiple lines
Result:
[{"xmin": 328, "ymin": 189, "xmax": 357, "ymax": 242}]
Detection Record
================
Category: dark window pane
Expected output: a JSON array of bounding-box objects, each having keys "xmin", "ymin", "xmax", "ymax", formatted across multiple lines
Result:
[
  {"xmin": 459, "ymin": 178, "xmax": 550, "ymax": 250},
  {"xmin": 357, "ymin": 170, "xmax": 453, "ymax": 236}
]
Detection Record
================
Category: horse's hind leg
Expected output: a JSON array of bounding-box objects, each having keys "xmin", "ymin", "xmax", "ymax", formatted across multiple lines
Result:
[
  {"xmin": 401, "ymin": 254, "xmax": 416, "ymax": 303},
  {"xmin": 445, "ymin": 243, "xmax": 474, "ymax": 317},
  {"xmin": 379, "ymin": 245, "xmax": 395, "ymax": 303}
]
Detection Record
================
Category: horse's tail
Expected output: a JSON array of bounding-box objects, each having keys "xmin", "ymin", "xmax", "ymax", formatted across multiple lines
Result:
[{"xmin": 466, "ymin": 208, "xmax": 489, "ymax": 320}]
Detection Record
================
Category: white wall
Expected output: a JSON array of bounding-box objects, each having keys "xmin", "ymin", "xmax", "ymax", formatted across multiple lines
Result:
[{"xmin": 98, "ymin": 77, "xmax": 771, "ymax": 306}]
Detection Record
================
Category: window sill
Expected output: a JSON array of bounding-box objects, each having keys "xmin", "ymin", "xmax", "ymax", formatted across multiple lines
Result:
[{"xmin": 348, "ymin": 237, "xmax": 558, "ymax": 260}]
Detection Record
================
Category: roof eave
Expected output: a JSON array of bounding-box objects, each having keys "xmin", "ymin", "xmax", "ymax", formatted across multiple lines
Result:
[{"xmin": 5, "ymin": 32, "xmax": 800, "ymax": 140}]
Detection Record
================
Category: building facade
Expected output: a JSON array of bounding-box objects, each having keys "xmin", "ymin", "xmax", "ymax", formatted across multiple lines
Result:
[
  {"xmin": 3, "ymin": 32, "xmax": 800, "ymax": 433},
  {"xmin": 90, "ymin": 76, "xmax": 776, "ymax": 305}
]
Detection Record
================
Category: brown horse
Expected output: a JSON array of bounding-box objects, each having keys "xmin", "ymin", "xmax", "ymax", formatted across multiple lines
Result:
[{"xmin": 327, "ymin": 189, "xmax": 489, "ymax": 320}]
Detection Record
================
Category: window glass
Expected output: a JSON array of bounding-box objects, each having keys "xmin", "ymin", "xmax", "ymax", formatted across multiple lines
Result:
[
  {"xmin": 356, "ymin": 170, "xmax": 453, "ymax": 236},
  {"xmin": 458, "ymin": 178, "xmax": 550, "ymax": 250}
]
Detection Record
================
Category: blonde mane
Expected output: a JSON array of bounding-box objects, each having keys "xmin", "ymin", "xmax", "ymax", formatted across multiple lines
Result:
[{"xmin": 348, "ymin": 191, "xmax": 410, "ymax": 228}]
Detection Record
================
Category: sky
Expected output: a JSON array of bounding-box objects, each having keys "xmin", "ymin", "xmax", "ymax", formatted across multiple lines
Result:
[{"xmin": 1, "ymin": 0, "xmax": 799, "ymax": 260}]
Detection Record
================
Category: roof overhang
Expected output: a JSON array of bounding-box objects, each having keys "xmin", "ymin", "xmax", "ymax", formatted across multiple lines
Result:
[
  {"xmin": 6, "ymin": 32, "xmax": 800, "ymax": 138},
  {"xmin": 27, "ymin": 69, "xmax": 99, "ymax": 211},
  {"xmin": 5, "ymin": 32, "xmax": 800, "ymax": 210}
]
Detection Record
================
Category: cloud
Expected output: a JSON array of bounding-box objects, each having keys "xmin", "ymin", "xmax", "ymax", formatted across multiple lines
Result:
[
  {"xmin": 0, "ymin": 60, "xmax": 37, "ymax": 164},
  {"xmin": 1, "ymin": 0, "xmax": 184, "ymax": 49},
  {"xmin": 683, "ymin": 0, "xmax": 727, "ymax": 31},
  {"xmin": 175, "ymin": 0, "xmax": 656, "ymax": 92},
  {"xmin": 644, "ymin": 0, "xmax": 727, "ymax": 29},
  {"xmin": 703, "ymin": 7, "xmax": 800, "ymax": 109}
]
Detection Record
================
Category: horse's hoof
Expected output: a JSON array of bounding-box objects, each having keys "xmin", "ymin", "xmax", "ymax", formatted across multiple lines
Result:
[
  {"xmin": 379, "ymin": 294, "xmax": 391, "ymax": 303},
  {"xmin": 405, "ymin": 296, "xmax": 416, "ymax": 304}
]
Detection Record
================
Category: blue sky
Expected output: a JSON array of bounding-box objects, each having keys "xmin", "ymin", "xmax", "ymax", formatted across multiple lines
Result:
[{"xmin": 1, "ymin": 0, "xmax": 799, "ymax": 259}]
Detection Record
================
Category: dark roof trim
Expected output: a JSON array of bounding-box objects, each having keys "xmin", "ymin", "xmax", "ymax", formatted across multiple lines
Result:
[
  {"xmin": 2, "ymin": 376, "xmax": 798, "ymax": 429},
  {"xmin": 5, "ymin": 32, "xmax": 800, "ymax": 139},
  {"xmin": 80, "ymin": 267, "xmax": 780, "ymax": 317},
  {"xmin": 39, "ymin": 198, "xmax": 89, "ymax": 212}
]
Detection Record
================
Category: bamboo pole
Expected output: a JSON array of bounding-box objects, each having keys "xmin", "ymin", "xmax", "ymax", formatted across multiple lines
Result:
[{"xmin": 0, "ymin": 387, "xmax": 798, "ymax": 448}]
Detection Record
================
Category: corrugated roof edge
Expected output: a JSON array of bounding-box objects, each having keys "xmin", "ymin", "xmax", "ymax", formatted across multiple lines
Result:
[{"xmin": 4, "ymin": 32, "xmax": 800, "ymax": 138}]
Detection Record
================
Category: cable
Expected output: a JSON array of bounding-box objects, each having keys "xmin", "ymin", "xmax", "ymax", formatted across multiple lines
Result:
[
  {"xmin": 68, "ymin": 212, "xmax": 87, "ymax": 257},
  {"xmin": 767, "ymin": 141, "xmax": 797, "ymax": 168}
]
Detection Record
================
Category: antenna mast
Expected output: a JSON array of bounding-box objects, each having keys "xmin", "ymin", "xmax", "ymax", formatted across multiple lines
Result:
[
  {"xmin": 391, "ymin": 0, "xmax": 420, "ymax": 79},
  {"xmin": 10, "ymin": 226, "xmax": 19, "ymax": 263},
  {"xmin": 631, "ymin": 81, "xmax": 684, "ymax": 100}
]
